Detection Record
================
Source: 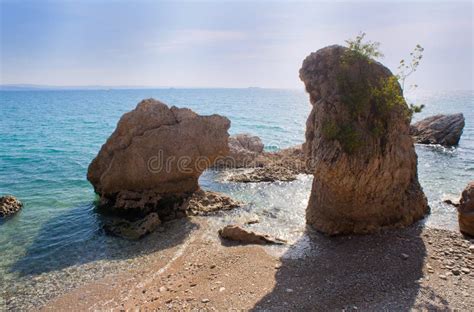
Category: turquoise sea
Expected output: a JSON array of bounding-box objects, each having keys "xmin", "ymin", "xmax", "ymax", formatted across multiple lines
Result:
[{"xmin": 0, "ymin": 88, "xmax": 473, "ymax": 309}]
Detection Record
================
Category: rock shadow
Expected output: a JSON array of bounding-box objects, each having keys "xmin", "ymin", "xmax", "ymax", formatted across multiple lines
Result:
[
  {"xmin": 9, "ymin": 202, "xmax": 198, "ymax": 277},
  {"xmin": 252, "ymin": 224, "xmax": 449, "ymax": 311}
]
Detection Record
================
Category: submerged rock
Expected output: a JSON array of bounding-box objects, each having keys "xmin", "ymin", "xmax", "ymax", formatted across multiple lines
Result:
[
  {"xmin": 299, "ymin": 45, "xmax": 429, "ymax": 235},
  {"xmin": 102, "ymin": 212, "xmax": 161, "ymax": 240},
  {"xmin": 458, "ymin": 181, "xmax": 474, "ymax": 237},
  {"xmin": 0, "ymin": 195, "xmax": 23, "ymax": 217},
  {"xmin": 214, "ymin": 133, "xmax": 264, "ymax": 168},
  {"xmin": 410, "ymin": 113, "xmax": 465, "ymax": 146},
  {"xmin": 218, "ymin": 225, "xmax": 286, "ymax": 245},
  {"xmin": 87, "ymin": 98, "xmax": 230, "ymax": 218}
]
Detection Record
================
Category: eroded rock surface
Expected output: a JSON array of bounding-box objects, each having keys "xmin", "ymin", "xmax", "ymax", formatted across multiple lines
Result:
[
  {"xmin": 218, "ymin": 225, "xmax": 286, "ymax": 245},
  {"xmin": 458, "ymin": 181, "xmax": 474, "ymax": 237},
  {"xmin": 221, "ymin": 145, "xmax": 310, "ymax": 183},
  {"xmin": 226, "ymin": 166, "xmax": 297, "ymax": 183},
  {"xmin": 87, "ymin": 99, "xmax": 230, "ymax": 216},
  {"xmin": 410, "ymin": 113, "xmax": 465, "ymax": 146},
  {"xmin": 0, "ymin": 195, "xmax": 23, "ymax": 218},
  {"xmin": 102, "ymin": 213, "xmax": 161, "ymax": 240},
  {"xmin": 214, "ymin": 133, "xmax": 264, "ymax": 168},
  {"xmin": 180, "ymin": 189, "xmax": 242, "ymax": 216},
  {"xmin": 299, "ymin": 45, "xmax": 429, "ymax": 234}
]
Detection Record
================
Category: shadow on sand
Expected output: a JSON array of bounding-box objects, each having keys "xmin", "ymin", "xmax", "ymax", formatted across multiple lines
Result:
[
  {"xmin": 252, "ymin": 224, "xmax": 449, "ymax": 311},
  {"xmin": 10, "ymin": 202, "xmax": 198, "ymax": 277}
]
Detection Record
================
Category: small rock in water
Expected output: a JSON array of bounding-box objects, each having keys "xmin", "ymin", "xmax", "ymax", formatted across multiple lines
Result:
[
  {"xmin": 286, "ymin": 288, "xmax": 294, "ymax": 293},
  {"xmin": 0, "ymin": 195, "xmax": 23, "ymax": 218},
  {"xmin": 401, "ymin": 253, "xmax": 409, "ymax": 260}
]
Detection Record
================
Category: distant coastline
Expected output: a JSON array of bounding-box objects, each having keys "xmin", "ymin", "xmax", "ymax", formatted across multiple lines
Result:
[{"xmin": 0, "ymin": 84, "xmax": 301, "ymax": 91}]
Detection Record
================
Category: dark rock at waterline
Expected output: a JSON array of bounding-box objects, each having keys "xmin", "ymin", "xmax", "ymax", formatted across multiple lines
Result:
[
  {"xmin": 0, "ymin": 195, "xmax": 23, "ymax": 217},
  {"xmin": 102, "ymin": 212, "xmax": 161, "ymax": 240},
  {"xmin": 100, "ymin": 190, "xmax": 242, "ymax": 239},
  {"xmin": 299, "ymin": 45, "xmax": 429, "ymax": 235},
  {"xmin": 87, "ymin": 98, "xmax": 230, "ymax": 216},
  {"xmin": 410, "ymin": 113, "xmax": 465, "ymax": 146},
  {"xmin": 458, "ymin": 181, "xmax": 474, "ymax": 237}
]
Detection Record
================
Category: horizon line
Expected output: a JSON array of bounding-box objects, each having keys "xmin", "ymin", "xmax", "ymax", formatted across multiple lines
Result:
[
  {"xmin": 1, "ymin": 84, "xmax": 472, "ymax": 93},
  {"xmin": 0, "ymin": 83, "xmax": 305, "ymax": 91}
]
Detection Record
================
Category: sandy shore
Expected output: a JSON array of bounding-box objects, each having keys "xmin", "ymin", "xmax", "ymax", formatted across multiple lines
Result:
[{"xmin": 39, "ymin": 217, "xmax": 473, "ymax": 311}]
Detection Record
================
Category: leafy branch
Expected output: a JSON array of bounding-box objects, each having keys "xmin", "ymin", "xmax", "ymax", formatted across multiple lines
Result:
[
  {"xmin": 345, "ymin": 34, "xmax": 425, "ymax": 115},
  {"xmin": 345, "ymin": 32, "xmax": 384, "ymax": 60}
]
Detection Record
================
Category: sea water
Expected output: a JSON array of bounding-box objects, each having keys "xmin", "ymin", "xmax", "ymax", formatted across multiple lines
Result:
[{"xmin": 0, "ymin": 88, "xmax": 473, "ymax": 309}]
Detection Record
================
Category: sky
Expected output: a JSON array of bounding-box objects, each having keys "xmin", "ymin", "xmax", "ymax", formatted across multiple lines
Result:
[{"xmin": 0, "ymin": 0, "xmax": 473, "ymax": 90}]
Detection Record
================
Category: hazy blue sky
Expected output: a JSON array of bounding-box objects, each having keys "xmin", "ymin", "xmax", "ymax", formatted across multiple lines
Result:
[{"xmin": 1, "ymin": 0, "xmax": 472, "ymax": 89}]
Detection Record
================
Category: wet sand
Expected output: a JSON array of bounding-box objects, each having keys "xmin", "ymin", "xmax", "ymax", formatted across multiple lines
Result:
[{"xmin": 40, "ymin": 218, "xmax": 473, "ymax": 311}]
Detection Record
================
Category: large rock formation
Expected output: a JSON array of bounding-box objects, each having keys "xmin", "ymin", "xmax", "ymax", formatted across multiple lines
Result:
[
  {"xmin": 299, "ymin": 45, "xmax": 429, "ymax": 234},
  {"xmin": 458, "ymin": 181, "xmax": 474, "ymax": 237},
  {"xmin": 0, "ymin": 195, "xmax": 22, "ymax": 218},
  {"xmin": 87, "ymin": 99, "xmax": 231, "ymax": 219},
  {"xmin": 214, "ymin": 133, "xmax": 264, "ymax": 168},
  {"xmin": 410, "ymin": 113, "xmax": 465, "ymax": 146}
]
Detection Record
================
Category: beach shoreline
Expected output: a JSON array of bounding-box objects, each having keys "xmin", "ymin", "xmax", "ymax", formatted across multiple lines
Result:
[{"xmin": 33, "ymin": 218, "xmax": 473, "ymax": 311}]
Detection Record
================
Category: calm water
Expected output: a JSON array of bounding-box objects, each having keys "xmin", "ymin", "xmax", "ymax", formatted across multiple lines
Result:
[{"xmin": 0, "ymin": 88, "xmax": 473, "ymax": 309}]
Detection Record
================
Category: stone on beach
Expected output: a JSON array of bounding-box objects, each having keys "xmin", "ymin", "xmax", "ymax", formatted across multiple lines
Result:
[
  {"xmin": 218, "ymin": 224, "xmax": 286, "ymax": 245},
  {"xmin": 87, "ymin": 98, "xmax": 230, "ymax": 217},
  {"xmin": 410, "ymin": 113, "xmax": 465, "ymax": 146},
  {"xmin": 458, "ymin": 181, "xmax": 474, "ymax": 237},
  {"xmin": 0, "ymin": 195, "xmax": 23, "ymax": 218},
  {"xmin": 299, "ymin": 45, "xmax": 429, "ymax": 235}
]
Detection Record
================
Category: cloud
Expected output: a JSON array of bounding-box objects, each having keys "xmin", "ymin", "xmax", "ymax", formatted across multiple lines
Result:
[{"xmin": 146, "ymin": 29, "xmax": 246, "ymax": 52}]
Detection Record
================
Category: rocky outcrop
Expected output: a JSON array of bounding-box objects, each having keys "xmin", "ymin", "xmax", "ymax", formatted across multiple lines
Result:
[
  {"xmin": 218, "ymin": 225, "xmax": 286, "ymax": 245},
  {"xmin": 221, "ymin": 145, "xmax": 310, "ymax": 183},
  {"xmin": 458, "ymin": 182, "xmax": 474, "ymax": 237},
  {"xmin": 102, "ymin": 213, "xmax": 161, "ymax": 240},
  {"xmin": 180, "ymin": 189, "xmax": 242, "ymax": 216},
  {"xmin": 226, "ymin": 166, "xmax": 297, "ymax": 183},
  {"xmin": 299, "ymin": 45, "xmax": 429, "ymax": 235},
  {"xmin": 0, "ymin": 195, "xmax": 23, "ymax": 217},
  {"xmin": 410, "ymin": 113, "xmax": 465, "ymax": 146},
  {"xmin": 214, "ymin": 133, "xmax": 264, "ymax": 168},
  {"xmin": 87, "ymin": 98, "xmax": 230, "ymax": 218}
]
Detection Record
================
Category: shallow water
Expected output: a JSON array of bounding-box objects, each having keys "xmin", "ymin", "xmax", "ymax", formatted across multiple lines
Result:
[{"xmin": 0, "ymin": 88, "xmax": 473, "ymax": 309}]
